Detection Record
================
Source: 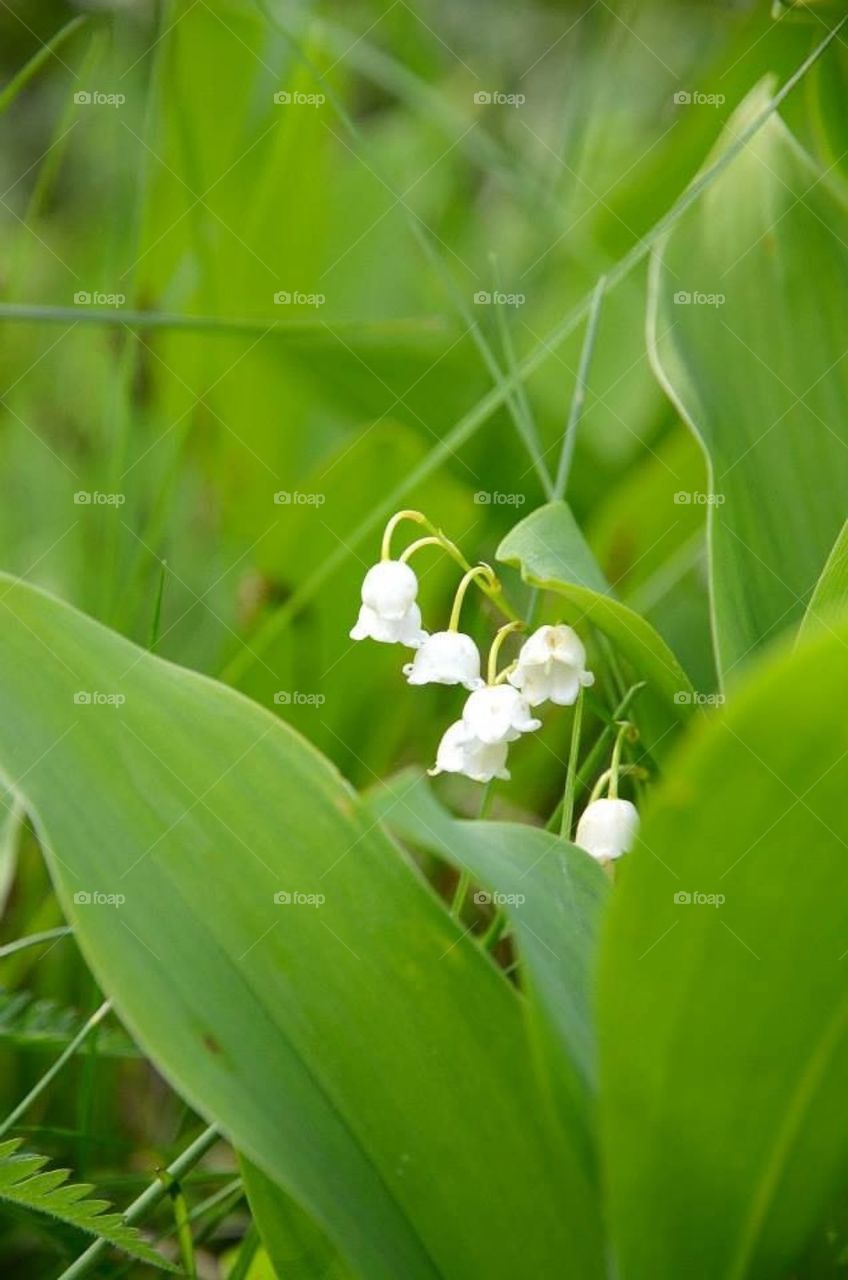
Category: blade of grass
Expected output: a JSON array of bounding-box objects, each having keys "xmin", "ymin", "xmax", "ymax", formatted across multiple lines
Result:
[
  {"xmin": 553, "ymin": 274, "xmax": 605, "ymax": 499},
  {"xmin": 0, "ymin": 14, "xmax": 90, "ymax": 116},
  {"xmin": 255, "ymin": 0, "xmax": 556, "ymax": 495},
  {"xmin": 0, "ymin": 1001, "xmax": 111, "ymax": 1139},
  {"xmin": 491, "ymin": 253, "xmax": 552, "ymax": 495},
  {"xmin": 0, "ymin": 302, "xmax": 444, "ymax": 339},
  {"xmin": 0, "ymin": 927, "xmax": 72, "ymax": 960}
]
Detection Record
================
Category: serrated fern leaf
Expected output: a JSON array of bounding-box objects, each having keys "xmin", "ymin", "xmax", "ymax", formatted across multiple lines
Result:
[
  {"xmin": 0, "ymin": 990, "xmax": 139, "ymax": 1057},
  {"xmin": 0, "ymin": 1139, "xmax": 178, "ymax": 1271}
]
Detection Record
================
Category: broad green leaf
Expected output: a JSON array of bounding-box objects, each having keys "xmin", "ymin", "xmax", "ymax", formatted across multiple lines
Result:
[
  {"xmin": 498, "ymin": 501, "xmax": 695, "ymax": 751},
  {"xmin": 599, "ymin": 618, "xmax": 848, "ymax": 1280},
  {"xmin": 648, "ymin": 82, "xmax": 848, "ymax": 683},
  {"xmin": 0, "ymin": 1137, "xmax": 176, "ymax": 1271},
  {"xmin": 0, "ymin": 574, "xmax": 602, "ymax": 1280},
  {"xmin": 799, "ymin": 519, "xmax": 848, "ymax": 639},
  {"xmin": 242, "ymin": 1159, "xmax": 352, "ymax": 1280},
  {"xmin": 366, "ymin": 769, "xmax": 608, "ymax": 1164}
]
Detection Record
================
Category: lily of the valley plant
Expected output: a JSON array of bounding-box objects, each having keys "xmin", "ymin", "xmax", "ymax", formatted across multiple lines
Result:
[{"xmin": 351, "ymin": 509, "xmax": 639, "ymax": 864}]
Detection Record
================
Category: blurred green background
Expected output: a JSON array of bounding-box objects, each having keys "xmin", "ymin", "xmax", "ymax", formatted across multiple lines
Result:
[{"xmin": 1, "ymin": 0, "xmax": 845, "ymax": 1272}]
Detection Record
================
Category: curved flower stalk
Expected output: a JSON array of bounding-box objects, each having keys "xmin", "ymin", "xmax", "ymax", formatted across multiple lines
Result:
[
  {"xmin": 509, "ymin": 624, "xmax": 595, "ymax": 707},
  {"xmin": 349, "ymin": 511, "xmax": 435, "ymax": 648}
]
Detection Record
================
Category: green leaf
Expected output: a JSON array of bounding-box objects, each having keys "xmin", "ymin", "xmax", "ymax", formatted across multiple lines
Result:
[
  {"xmin": 799, "ymin": 519, "xmax": 848, "ymax": 639},
  {"xmin": 0, "ymin": 787, "xmax": 24, "ymax": 915},
  {"xmin": 0, "ymin": 574, "xmax": 602, "ymax": 1280},
  {"xmin": 242, "ymin": 1159, "xmax": 352, "ymax": 1280},
  {"xmin": 0, "ymin": 1137, "xmax": 176, "ymax": 1271},
  {"xmin": 599, "ymin": 619, "xmax": 848, "ymax": 1280},
  {"xmin": 366, "ymin": 769, "xmax": 608, "ymax": 1164},
  {"xmin": 497, "ymin": 501, "xmax": 695, "ymax": 752},
  {"xmin": 648, "ymin": 82, "xmax": 848, "ymax": 682}
]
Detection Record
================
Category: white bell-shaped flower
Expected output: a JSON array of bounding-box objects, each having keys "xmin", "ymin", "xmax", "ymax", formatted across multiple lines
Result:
[
  {"xmin": 429, "ymin": 720, "xmax": 510, "ymax": 783},
  {"xmin": 350, "ymin": 601, "xmax": 427, "ymax": 647},
  {"xmin": 403, "ymin": 630, "xmax": 483, "ymax": 690},
  {"xmin": 461, "ymin": 684, "xmax": 541, "ymax": 745},
  {"xmin": 361, "ymin": 559, "xmax": 417, "ymax": 619},
  {"xmin": 575, "ymin": 797, "xmax": 639, "ymax": 862},
  {"xmin": 350, "ymin": 559, "xmax": 427, "ymax": 648},
  {"xmin": 508, "ymin": 624, "xmax": 594, "ymax": 707}
]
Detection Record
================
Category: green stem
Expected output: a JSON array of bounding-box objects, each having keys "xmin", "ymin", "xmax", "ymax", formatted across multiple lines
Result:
[
  {"xmin": 56, "ymin": 1125, "xmax": 221, "ymax": 1280},
  {"xmin": 487, "ymin": 621, "xmax": 524, "ymax": 684},
  {"xmin": 450, "ymin": 870, "xmax": 472, "ymax": 919},
  {"xmin": 448, "ymin": 565, "xmax": 497, "ymax": 632},
  {"xmin": 0, "ymin": 15, "xmax": 89, "ymax": 116},
  {"xmin": 0, "ymin": 927, "xmax": 72, "ymax": 960},
  {"xmin": 148, "ymin": 559, "xmax": 167, "ymax": 652},
  {"xmin": 380, "ymin": 509, "xmax": 428, "ymax": 560},
  {"xmin": 560, "ymin": 688, "xmax": 585, "ymax": 839},
  {"xmin": 0, "ymin": 1001, "xmax": 111, "ymax": 1139},
  {"xmin": 482, "ymin": 910, "xmax": 508, "ymax": 951},
  {"xmin": 451, "ymin": 782, "xmax": 496, "ymax": 918},
  {"xmin": 546, "ymin": 683, "xmax": 645, "ymax": 831},
  {"xmin": 608, "ymin": 721, "xmax": 632, "ymax": 800},
  {"xmin": 553, "ymin": 275, "xmax": 605, "ymax": 500}
]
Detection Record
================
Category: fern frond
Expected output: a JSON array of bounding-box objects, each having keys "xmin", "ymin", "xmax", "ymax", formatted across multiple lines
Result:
[
  {"xmin": 0, "ymin": 1138, "xmax": 178, "ymax": 1271},
  {"xmin": 0, "ymin": 990, "xmax": 139, "ymax": 1057}
]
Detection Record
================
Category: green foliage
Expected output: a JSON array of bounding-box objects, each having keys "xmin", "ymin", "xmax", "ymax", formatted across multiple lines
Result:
[
  {"xmin": 649, "ymin": 82, "xmax": 848, "ymax": 683},
  {"xmin": 599, "ymin": 617, "xmax": 848, "ymax": 1280},
  {"xmin": 0, "ymin": 572, "xmax": 601, "ymax": 1280},
  {"xmin": 3, "ymin": 1, "xmax": 848, "ymax": 1276},
  {"xmin": 0, "ymin": 990, "xmax": 138, "ymax": 1057},
  {"xmin": 0, "ymin": 1137, "xmax": 176, "ymax": 1271}
]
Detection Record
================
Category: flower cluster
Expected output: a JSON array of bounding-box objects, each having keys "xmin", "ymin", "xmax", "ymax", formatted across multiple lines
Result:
[
  {"xmin": 349, "ymin": 511, "xmax": 639, "ymax": 866},
  {"xmin": 350, "ymin": 512, "xmax": 594, "ymax": 785}
]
